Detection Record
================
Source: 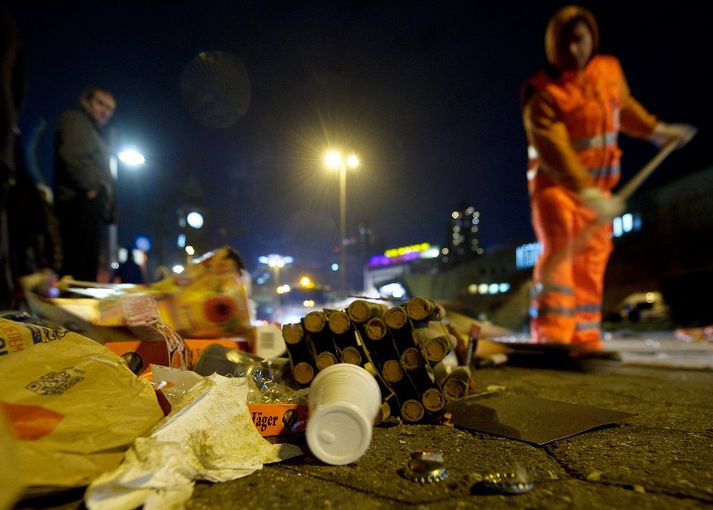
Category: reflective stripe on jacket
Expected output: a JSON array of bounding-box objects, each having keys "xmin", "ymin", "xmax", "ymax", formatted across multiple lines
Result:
[{"xmin": 523, "ymin": 54, "xmax": 657, "ymax": 192}]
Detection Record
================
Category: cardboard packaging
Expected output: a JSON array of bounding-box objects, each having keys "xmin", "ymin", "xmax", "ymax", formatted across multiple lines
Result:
[{"xmin": 246, "ymin": 403, "xmax": 308, "ymax": 437}]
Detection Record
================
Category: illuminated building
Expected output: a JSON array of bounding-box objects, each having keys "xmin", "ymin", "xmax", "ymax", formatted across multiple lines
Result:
[{"xmin": 441, "ymin": 201, "xmax": 484, "ymax": 267}]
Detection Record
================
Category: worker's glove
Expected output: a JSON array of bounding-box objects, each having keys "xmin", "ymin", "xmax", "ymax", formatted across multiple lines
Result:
[
  {"xmin": 579, "ymin": 187, "xmax": 625, "ymax": 222},
  {"xmin": 649, "ymin": 122, "xmax": 697, "ymax": 149}
]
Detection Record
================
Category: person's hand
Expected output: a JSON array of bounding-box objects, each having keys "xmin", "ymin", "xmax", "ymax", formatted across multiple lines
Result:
[
  {"xmin": 649, "ymin": 122, "xmax": 697, "ymax": 149},
  {"xmin": 579, "ymin": 187, "xmax": 625, "ymax": 222}
]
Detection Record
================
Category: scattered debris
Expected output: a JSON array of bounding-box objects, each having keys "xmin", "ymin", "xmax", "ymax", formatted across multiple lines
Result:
[
  {"xmin": 481, "ymin": 469, "xmax": 533, "ymax": 495},
  {"xmin": 401, "ymin": 450, "xmax": 449, "ymax": 484}
]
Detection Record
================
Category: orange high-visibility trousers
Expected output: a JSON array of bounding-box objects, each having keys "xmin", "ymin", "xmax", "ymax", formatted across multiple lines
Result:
[{"xmin": 529, "ymin": 183, "xmax": 612, "ymax": 350}]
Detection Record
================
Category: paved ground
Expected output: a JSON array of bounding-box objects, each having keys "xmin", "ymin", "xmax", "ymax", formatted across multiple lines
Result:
[
  {"xmin": 17, "ymin": 342, "xmax": 713, "ymax": 510},
  {"xmin": 184, "ymin": 361, "xmax": 713, "ymax": 510}
]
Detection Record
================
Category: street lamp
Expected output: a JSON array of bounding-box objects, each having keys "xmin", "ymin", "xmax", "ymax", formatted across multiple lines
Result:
[
  {"xmin": 324, "ymin": 149, "xmax": 359, "ymax": 297},
  {"xmin": 109, "ymin": 147, "xmax": 145, "ymax": 268},
  {"xmin": 118, "ymin": 148, "xmax": 146, "ymax": 166},
  {"xmin": 258, "ymin": 253, "xmax": 294, "ymax": 289}
]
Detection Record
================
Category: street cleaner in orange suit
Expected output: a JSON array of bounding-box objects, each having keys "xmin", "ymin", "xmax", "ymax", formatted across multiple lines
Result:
[{"xmin": 521, "ymin": 5, "xmax": 696, "ymax": 351}]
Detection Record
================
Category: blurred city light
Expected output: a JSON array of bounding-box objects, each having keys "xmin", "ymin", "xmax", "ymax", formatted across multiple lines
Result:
[
  {"xmin": 118, "ymin": 148, "xmax": 146, "ymax": 166},
  {"xmin": 258, "ymin": 254, "xmax": 294, "ymax": 268},
  {"xmin": 378, "ymin": 282, "xmax": 406, "ymax": 299},
  {"xmin": 276, "ymin": 284, "xmax": 291, "ymax": 294},
  {"xmin": 185, "ymin": 245, "xmax": 195, "ymax": 256},
  {"xmin": 299, "ymin": 276, "xmax": 315, "ymax": 288},
  {"xmin": 172, "ymin": 264, "xmax": 185, "ymax": 274},
  {"xmin": 135, "ymin": 236, "xmax": 151, "ymax": 252},
  {"xmin": 186, "ymin": 211, "xmax": 204, "ymax": 229}
]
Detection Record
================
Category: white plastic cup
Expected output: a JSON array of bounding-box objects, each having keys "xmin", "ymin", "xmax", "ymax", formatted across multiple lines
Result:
[{"xmin": 306, "ymin": 363, "xmax": 381, "ymax": 465}]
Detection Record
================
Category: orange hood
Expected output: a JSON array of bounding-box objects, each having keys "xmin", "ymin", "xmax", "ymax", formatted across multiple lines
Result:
[{"xmin": 544, "ymin": 5, "xmax": 599, "ymax": 70}]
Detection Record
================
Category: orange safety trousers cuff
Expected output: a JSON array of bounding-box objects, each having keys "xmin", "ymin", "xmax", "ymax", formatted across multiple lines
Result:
[{"xmin": 529, "ymin": 181, "xmax": 612, "ymax": 349}]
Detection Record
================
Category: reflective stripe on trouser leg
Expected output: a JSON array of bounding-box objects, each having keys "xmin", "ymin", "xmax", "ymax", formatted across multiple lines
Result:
[
  {"xmin": 572, "ymin": 212, "xmax": 612, "ymax": 349},
  {"xmin": 529, "ymin": 185, "xmax": 580, "ymax": 344},
  {"xmin": 575, "ymin": 303, "xmax": 601, "ymax": 348},
  {"xmin": 529, "ymin": 293, "xmax": 576, "ymax": 344}
]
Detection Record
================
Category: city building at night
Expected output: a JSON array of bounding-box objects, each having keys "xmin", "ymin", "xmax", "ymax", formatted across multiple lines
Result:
[{"xmin": 440, "ymin": 201, "xmax": 485, "ymax": 268}]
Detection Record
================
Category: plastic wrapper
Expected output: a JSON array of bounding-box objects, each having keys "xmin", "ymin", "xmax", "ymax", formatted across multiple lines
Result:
[
  {"xmin": 0, "ymin": 407, "xmax": 22, "ymax": 510},
  {"xmin": 0, "ymin": 313, "xmax": 165, "ymax": 488},
  {"xmin": 96, "ymin": 246, "xmax": 253, "ymax": 338},
  {"xmin": 20, "ymin": 247, "xmax": 254, "ymax": 343},
  {"xmin": 192, "ymin": 343, "xmax": 308, "ymax": 404}
]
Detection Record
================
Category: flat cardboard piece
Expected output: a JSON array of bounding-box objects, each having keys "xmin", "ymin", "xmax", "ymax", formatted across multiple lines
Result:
[{"xmin": 448, "ymin": 393, "xmax": 633, "ymax": 445}]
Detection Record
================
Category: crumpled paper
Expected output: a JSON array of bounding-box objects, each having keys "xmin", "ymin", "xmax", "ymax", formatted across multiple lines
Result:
[{"xmin": 85, "ymin": 373, "xmax": 303, "ymax": 510}]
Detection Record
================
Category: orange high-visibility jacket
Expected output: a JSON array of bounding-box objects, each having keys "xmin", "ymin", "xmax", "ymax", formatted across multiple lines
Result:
[{"xmin": 523, "ymin": 54, "xmax": 658, "ymax": 192}]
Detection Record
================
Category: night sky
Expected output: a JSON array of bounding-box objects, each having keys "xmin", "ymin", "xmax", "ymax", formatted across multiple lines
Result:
[{"xmin": 6, "ymin": 1, "xmax": 712, "ymax": 276}]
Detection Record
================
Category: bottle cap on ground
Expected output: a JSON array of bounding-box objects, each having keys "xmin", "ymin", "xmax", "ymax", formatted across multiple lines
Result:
[{"xmin": 402, "ymin": 450, "xmax": 449, "ymax": 483}]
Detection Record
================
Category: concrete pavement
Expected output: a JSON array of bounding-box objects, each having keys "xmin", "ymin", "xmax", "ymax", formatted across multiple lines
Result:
[{"xmin": 186, "ymin": 360, "xmax": 713, "ymax": 509}]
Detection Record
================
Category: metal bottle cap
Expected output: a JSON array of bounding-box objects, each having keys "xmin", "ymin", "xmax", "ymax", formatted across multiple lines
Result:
[
  {"xmin": 482, "ymin": 471, "xmax": 533, "ymax": 494},
  {"xmin": 402, "ymin": 451, "xmax": 449, "ymax": 483}
]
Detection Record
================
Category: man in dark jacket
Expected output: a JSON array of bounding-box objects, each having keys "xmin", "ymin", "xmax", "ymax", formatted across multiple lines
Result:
[{"xmin": 53, "ymin": 87, "xmax": 116, "ymax": 281}]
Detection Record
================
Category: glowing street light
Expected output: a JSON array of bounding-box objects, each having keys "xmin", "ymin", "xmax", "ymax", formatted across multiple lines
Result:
[
  {"xmin": 258, "ymin": 253, "xmax": 294, "ymax": 288},
  {"xmin": 259, "ymin": 254, "xmax": 294, "ymax": 309},
  {"xmin": 324, "ymin": 149, "xmax": 359, "ymax": 297},
  {"xmin": 186, "ymin": 211, "xmax": 204, "ymax": 229},
  {"xmin": 108, "ymin": 146, "xmax": 146, "ymax": 267},
  {"xmin": 118, "ymin": 148, "xmax": 146, "ymax": 166},
  {"xmin": 299, "ymin": 275, "xmax": 315, "ymax": 289}
]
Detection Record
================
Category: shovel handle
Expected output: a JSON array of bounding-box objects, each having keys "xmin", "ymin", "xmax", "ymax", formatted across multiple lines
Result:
[{"xmin": 616, "ymin": 139, "xmax": 679, "ymax": 201}]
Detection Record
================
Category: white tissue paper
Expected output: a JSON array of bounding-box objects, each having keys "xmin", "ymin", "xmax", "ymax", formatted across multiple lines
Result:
[{"xmin": 85, "ymin": 372, "xmax": 302, "ymax": 510}]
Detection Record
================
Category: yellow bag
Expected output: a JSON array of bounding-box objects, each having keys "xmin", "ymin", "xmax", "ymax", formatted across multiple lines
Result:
[{"xmin": 0, "ymin": 315, "xmax": 164, "ymax": 488}]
